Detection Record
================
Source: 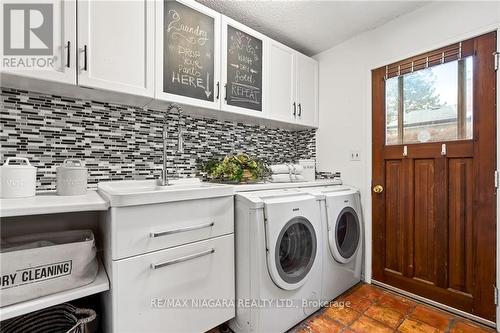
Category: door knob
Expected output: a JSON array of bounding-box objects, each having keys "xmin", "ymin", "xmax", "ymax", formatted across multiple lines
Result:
[{"xmin": 373, "ymin": 185, "xmax": 384, "ymax": 193}]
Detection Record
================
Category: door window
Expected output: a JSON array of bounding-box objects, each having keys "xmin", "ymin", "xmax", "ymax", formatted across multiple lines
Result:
[
  {"xmin": 335, "ymin": 207, "xmax": 360, "ymax": 260},
  {"xmin": 276, "ymin": 217, "xmax": 317, "ymax": 284},
  {"xmin": 385, "ymin": 57, "xmax": 473, "ymax": 145}
]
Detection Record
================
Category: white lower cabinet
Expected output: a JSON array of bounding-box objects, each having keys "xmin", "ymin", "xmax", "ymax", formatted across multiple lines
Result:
[
  {"xmin": 109, "ymin": 234, "xmax": 235, "ymax": 333},
  {"xmin": 102, "ymin": 195, "xmax": 235, "ymax": 333}
]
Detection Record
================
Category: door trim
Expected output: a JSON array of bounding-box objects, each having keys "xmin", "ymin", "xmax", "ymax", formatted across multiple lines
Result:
[{"xmin": 372, "ymin": 280, "xmax": 496, "ymax": 328}]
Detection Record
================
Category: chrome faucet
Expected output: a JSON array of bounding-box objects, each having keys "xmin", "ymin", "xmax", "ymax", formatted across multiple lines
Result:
[{"xmin": 160, "ymin": 103, "xmax": 183, "ymax": 186}]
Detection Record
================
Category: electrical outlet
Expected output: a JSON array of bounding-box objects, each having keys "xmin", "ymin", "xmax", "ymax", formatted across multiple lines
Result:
[{"xmin": 350, "ymin": 150, "xmax": 361, "ymax": 161}]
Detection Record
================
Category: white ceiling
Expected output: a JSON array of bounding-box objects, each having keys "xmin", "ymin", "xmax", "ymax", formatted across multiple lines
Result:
[{"xmin": 196, "ymin": 0, "xmax": 429, "ymax": 56}]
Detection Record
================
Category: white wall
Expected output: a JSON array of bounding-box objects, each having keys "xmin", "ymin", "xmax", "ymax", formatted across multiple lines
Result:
[{"xmin": 314, "ymin": 0, "xmax": 500, "ymax": 292}]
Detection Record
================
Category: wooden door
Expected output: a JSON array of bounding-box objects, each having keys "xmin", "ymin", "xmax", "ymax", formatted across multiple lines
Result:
[
  {"xmin": 372, "ymin": 32, "xmax": 496, "ymax": 321},
  {"xmin": 296, "ymin": 54, "xmax": 319, "ymax": 127},
  {"xmin": 78, "ymin": 0, "xmax": 154, "ymax": 97}
]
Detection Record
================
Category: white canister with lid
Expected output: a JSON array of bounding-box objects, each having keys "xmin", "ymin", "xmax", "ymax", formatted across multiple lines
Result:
[
  {"xmin": 0, "ymin": 157, "xmax": 37, "ymax": 198},
  {"xmin": 56, "ymin": 159, "xmax": 88, "ymax": 196}
]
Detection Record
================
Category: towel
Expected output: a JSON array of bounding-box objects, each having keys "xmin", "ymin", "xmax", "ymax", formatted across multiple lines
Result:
[
  {"xmin": 269, "ymin": 164, "xmax": 304, "ymax": 175},
  {"xmin": 294, "ymin": 175, "xmax": 306, "ymax": 182},
  {"xmin": 270, "ymin": 174, "xmax": 293, "ymax": 183},
  {"xmin": 269, "ymin": 174, "xmax": 307, "ymax": 183}
]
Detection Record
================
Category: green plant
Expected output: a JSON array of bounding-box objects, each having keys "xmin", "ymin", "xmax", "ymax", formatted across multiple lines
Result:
[{"xmin": 200, "ymin": 154, "xmax": 269, "ymax": 183}]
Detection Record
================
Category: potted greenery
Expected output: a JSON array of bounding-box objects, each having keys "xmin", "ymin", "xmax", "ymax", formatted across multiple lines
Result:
[{"xmin": 200, "ymin": 154, "xmax": 269, "ymax": 183}]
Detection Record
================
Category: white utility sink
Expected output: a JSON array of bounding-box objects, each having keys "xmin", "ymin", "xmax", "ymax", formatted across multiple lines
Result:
[{"xmin": 98, "ymin": 178, "xmax": 234, "ymax": 207}]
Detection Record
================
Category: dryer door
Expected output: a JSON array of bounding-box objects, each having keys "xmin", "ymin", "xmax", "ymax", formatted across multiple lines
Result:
[
  {"xmin": 328, "ymin": 205, "xmax": 361, "ymax": 264},
  {"xmin": 263, "ymin": 194, "xmax": 320, "ymax": 290}
]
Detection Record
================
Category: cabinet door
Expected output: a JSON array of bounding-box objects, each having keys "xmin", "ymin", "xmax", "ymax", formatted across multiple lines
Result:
[
  {"xmin": 221, "ymin": 16, "xmax": 266, "ymax": 115},
  {"xmin": 77, "ymin": 0, "xmax": 154, "ymax": 97},
  {"xmin": 155, "ymin": 0, "xmax": 221, "ymax": 109},
  {"xmin": 110, "ymin": 234, "xmax": 235, "ymax": 333},
  {"xmin": 0, "ymin": 0, "xmax": 76, "ymax": 84},
  {"xmin": 296, "ymin": 54, "xmax": 318, "ymax": 127},
  {"xmin": 267, "ymin": 41, "xmax": 296, "ymax": 123}
]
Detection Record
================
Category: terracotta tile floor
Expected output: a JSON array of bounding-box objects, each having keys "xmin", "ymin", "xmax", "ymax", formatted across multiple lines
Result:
[{"xmin": 288, "ymin": 283, "xmax": 495, "ymax": 333}]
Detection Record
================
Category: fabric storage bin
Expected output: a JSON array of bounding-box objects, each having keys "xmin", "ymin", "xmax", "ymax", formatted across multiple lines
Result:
[
  {"xmin": 0, "ymin": 230, "xmax": 98, "ymax": 307},
  {"xmin": 1, "ymin": 303, "xmax": 97, "ymax": 333}
]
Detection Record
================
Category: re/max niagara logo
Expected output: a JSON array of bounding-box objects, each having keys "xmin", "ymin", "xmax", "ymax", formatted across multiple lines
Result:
[{"xmin": 2, "ymin": 3, "xmax": 54, "ymax": 70}]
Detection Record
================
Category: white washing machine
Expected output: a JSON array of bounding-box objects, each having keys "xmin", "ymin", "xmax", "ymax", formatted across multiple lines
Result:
[
  {"xmin": 304, "ymin": 186, "xmax": 363, "ymax": 302},
  {"xmin": 229, "ymin": 189, "xmax": 322, "ymax": 333}
]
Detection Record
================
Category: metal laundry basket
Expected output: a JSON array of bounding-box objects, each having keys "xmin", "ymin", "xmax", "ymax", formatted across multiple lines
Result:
[{"xmin": 0, "ymin": 303, "xmax": 96, "ymax": 333}]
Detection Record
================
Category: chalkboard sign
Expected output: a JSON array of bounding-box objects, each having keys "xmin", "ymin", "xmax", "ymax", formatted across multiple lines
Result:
[
  {"xmin": 164, "ymin": 1, "xmax": 215, "ymax": 101},
  {"xmin": 226, "ymin": 26, "xmax": 263, "ymax": 111}
]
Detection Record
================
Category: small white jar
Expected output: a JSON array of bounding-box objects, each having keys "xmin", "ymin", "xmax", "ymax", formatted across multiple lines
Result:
[
  {"xmin": 56, "ymin": 159, "xmax": 88, "ymax": 196},
  {"xmin": 0, "ymin": 157, "xmax": 37, "ymax": 198}
]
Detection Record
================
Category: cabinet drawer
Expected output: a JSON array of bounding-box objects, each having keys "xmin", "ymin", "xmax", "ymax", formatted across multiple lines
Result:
[
  {"xmin": 111, "ymin": 234, "xmax": 235, "ymax": 333},
  {"xmin": 111, "ymin": 196, "xmax": 233, "ymax": 259}
]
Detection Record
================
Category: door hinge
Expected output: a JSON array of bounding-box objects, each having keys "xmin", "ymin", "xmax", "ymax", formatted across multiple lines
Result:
[
  {"xmin": 494, "ymin": 286, "xmax": 498, "ymax": 305},
  {"xmin": 495, "ymin": 170, "xmax": 499, "ymax": 189},
  {"xmin": 494, "ymin": 51, "xmax": 500, "ymax": 71}
]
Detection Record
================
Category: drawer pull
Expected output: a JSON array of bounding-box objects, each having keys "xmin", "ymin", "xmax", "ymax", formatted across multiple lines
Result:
[
  {"xmin": 150, "ymin": 222, "xmax": 215, "ymax": 238},
  {"xmin": 151, "ymin": 248, "xmax": 215, "ymax": 269}
]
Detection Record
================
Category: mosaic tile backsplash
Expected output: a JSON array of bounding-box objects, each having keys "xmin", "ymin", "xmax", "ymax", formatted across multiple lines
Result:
[{"xmin": 1, "ymin": 88, "xmax": 316, "ymax": 191}]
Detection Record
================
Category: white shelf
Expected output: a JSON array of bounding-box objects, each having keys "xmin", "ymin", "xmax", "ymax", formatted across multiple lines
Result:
[
  {"xmin": 0, "ymin": 190, "xmax": 109, "ymax": 218},
  {"xmin": 0, "ymin": 260, "xmax": 110, "ymax": 321}
]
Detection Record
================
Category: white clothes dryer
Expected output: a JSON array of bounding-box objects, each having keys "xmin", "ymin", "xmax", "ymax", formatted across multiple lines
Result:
[{"xmin": 303, "ymin": 186, "xmax": 363, "ymax": 302}]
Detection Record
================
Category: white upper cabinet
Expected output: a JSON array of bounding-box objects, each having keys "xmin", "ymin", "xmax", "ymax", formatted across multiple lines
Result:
[
  {"xmin": 267, "ymin": 40, "xmax": 319, "ymax": 127},
  {"xmin": 0, "ymin": 0, "xmax": 76, "ymax": 85},
  {"xmin": 267, "ymin": 41, "xmax": 296, "ymax": 123},
  {"xmin": 77, "ymin": 0, "xmax": 154, "ymax": 97},
  {"xmin": 155, "ymin": 0, "xmax": 221, "ymax": 110},
  {"xmin": 221, "ymin": 16, "xmax": 266, "ymax": 116},
  {"xmin": 296, "ymin": 54, "xmax": 318, "ymax": 127}
]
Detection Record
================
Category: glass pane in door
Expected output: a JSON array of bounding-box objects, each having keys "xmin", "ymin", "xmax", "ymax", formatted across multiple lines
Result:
[{"xmin": 385, "ymin": 57, "xmax": 473, "ymax": 145}]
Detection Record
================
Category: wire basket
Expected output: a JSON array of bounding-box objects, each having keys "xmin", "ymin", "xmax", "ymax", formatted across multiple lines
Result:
[{"xmin": 0, "ymin": 303, "xmax": 96, "ymax": 333}]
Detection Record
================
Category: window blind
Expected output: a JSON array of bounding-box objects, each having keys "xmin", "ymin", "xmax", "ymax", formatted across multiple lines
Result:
[{"xmin": 384, "ymin": 38, "xmax": 474, "ymax": 79}]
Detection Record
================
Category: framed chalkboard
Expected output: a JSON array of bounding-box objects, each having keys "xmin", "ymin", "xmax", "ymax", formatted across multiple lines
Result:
[
  {"xmin": 226, "ymin": 25, "xmax": 263, "ymax": 111},
  {"xmin": 164, "ymin": 1, "xmax": 215, "ymax": 101}
]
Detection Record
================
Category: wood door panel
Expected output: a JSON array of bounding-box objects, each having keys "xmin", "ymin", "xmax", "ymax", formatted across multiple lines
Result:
[
  {"xmin": 448, "ymin": 158, "xmax": 473, "ymax": 295},
  {"xmin": 385, "ymin": 160, "xmax": 404, "ymax": 274},
  {"xmin": 382, "ymin": 270, "xmax": 473, "ymax": 313},
  {"xmin": 372, "ymin": 32, "xmax": 496, "ymax": 322},
  {"xmin": 413, "ymin": 159, "xmax": 436, "ymax": 284},
  {"xmin": 384, "ymin": 141, "xmax": 474, "ymax": 159}
]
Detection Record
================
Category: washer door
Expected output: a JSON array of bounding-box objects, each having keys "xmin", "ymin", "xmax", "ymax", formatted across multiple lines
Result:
[
  {"xmin": 329, "ymin": 207, "xmax": 360, "ymax": 264},
  {"xmin": 268, "ymin": 216, "xmax": 317, "ymax": 290}
]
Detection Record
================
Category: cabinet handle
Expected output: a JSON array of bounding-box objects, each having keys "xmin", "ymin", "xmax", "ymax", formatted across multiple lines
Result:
[
  {"xmin": 298, "ymin": 103, "xmax": 302, "ymax": 117},
  {"xmin": 151, "ymin": 248, "xmax": 215, "ymax": 270},
  {"xmin": 82, "ymin": 45, "xmax": 88, "ymax": 71},
  {"xmin": 292, "ymin": 102, "xmax": 296, "ymax": 117},
  {"xmin": 149, "ymin": 221, "xmax": 214, "ymax": 238},
  {"xmin": 224, "ymin": 83, "xmax": 227, "ymax": 101},
  {"xmin": 66, "ymin": 41, "xmax": 70, "ymax": 68},
  {"xmin": 216, "ymin": 82, "xmax": 220, "ymax": 100}
]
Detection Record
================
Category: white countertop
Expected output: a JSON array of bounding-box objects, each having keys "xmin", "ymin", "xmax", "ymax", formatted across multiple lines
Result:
[
  {"xmin": 233, "ymin": 179, "xmax": 342, "ymax": 192},
  {"xmin": 98, "ymin": 178, "xmax": 235, "ymax": 207},
  {"xmin": 0, "ymin": 191, "xmax": 109, "ymax": 218}
]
